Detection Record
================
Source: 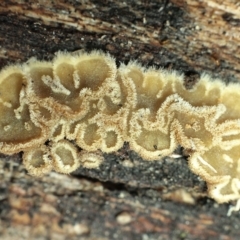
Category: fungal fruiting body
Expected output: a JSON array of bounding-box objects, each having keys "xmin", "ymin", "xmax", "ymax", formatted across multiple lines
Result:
[{"xmin": 1, "ymin": 51, "xmax": 240, "ymax": 207}]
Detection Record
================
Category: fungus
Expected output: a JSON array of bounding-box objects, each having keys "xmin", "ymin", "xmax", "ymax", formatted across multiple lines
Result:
[
  {"xmin": 1, "ymin": 50, "xmax": 240, "ymax": 210},
  {"xmin": 0, "ymin": 66, "xmax": 48, "ymax": 154},
  {"xmin": 23, "ymin": 145, "xmax": 52, "ymax": 176},
  {"xmin": 67, "ymin": 71, "xmax": 132, "ymax": 153},
  {"xmin": 79, "ymin": 151, "xmax": 104, "ymax": 169},
  {"xmin": 25, "ymin": 51, "xmax": 117, "ymax": 119},
  {"xmin": 51, "ymin": 140, "xmax": 80, "ymax": 174}
]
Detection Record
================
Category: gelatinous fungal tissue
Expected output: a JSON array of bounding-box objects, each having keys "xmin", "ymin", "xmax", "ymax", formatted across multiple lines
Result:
[{"xmin": 1, "ymin": 51, "xmax": 240, "ymax": 210}]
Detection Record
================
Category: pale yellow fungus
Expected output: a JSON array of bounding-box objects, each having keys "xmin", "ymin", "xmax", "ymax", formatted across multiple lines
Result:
[
  {"xmin": 1, "ymin": 51, "xmax": 240, "ymax": 209},
  {"xmin": 79, "ymin": 151, "xmax": 104, "ymax": 169},
  {"xmin": 51, "ymin": 140, "xmax": 80, "ymax": 174},
  {"xmin": 23, "ymin": 145, "xmax": 52, "ymax": 176},
  {"xmin": 0, "ymin": 66, "xmax": 48, "ymax": 154}
]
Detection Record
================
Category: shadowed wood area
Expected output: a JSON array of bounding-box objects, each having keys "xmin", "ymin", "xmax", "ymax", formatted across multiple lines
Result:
[{"xmin": 0, "ymin": 0, "xmax": 240, "ymax": 239}]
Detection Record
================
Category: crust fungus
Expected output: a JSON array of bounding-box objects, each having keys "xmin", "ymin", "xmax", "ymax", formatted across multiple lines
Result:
[
  {"xmin": 2, "ymin": 50, "xmax": 240, "ymax": 211},
  {"xmin": 23, "ymin": 145, "xmax": 52, "ymax": 176},
  {"xmin": 79, "ymin": 151, "xmax": 104, "ymax": 169},
  {"xmin": 51, "ymin": 140, "xmax": 80, "ymax": 174},
  {"xmin": 0, "ymin": 66, "xmax": 48, "ymax": 154},
  {"xmin": 25, "ymin": 51, "xmax": 116, "ymax": 119}
]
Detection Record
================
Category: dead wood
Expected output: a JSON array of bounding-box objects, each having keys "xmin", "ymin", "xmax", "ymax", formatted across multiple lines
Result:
[{"xmin": 0, "ymin": 1, "xmax": 240, "ymax": 239}]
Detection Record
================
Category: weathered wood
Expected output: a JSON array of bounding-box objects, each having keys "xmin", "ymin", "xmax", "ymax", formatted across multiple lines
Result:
[{"xmin": 0, "ymin": 0, "xmax": 240, "ymax": 239}]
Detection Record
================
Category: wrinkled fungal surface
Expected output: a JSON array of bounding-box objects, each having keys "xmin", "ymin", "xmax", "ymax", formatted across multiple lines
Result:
[{"xmin": 1, "ymin": 51, "xmax": 240, "ymax": 206}]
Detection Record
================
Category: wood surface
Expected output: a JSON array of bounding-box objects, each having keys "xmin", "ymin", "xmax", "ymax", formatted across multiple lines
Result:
[{"xmin": 0, "ymin": 1, "xmax": 240, "ymax": 239}]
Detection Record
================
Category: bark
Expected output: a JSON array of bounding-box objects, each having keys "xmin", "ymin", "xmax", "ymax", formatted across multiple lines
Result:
[{"xmin": 0, "ymin": 0, "xmax": 240, "ymax": 239}]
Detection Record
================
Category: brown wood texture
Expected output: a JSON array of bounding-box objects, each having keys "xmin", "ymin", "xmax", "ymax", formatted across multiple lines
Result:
[{"xmin": 0, "ymin": 1, "xmax": 240, "ymax": 239}]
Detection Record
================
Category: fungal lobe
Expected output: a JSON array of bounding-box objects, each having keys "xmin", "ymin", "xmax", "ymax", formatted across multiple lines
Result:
[{"xmin": 0, "ymin": 66, "xmax": 46, "ymax": 154}]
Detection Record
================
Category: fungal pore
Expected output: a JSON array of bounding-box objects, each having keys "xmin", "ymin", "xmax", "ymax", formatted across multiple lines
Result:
[{"xmin": 1, "ymin": 51, "xmax": 240, "ymax": 208}]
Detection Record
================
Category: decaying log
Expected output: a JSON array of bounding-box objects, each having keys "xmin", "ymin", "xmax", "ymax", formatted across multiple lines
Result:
[{"xmin": 0, "ymin": 1, "xmax": 240, "ymax": 239}]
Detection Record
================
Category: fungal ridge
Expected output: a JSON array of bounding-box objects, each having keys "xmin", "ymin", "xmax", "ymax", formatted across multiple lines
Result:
[{"xmin": 1, "ymin": 51, "xmax": 240, "ymax": 206}]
